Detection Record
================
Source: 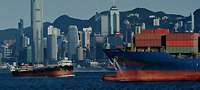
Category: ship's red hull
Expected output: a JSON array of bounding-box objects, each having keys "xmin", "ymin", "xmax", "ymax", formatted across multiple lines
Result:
[{"xmin": 103, "ymin": 70, "xmax": 200, "ymax": 81}]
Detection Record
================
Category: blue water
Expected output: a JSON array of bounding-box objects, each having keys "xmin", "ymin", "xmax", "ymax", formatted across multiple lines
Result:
[{"xmin": 1, "ymin": 70, "xmax": 200, "ymax": 90}]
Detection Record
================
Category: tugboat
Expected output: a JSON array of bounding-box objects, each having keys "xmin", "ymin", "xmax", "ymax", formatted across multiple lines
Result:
[{"xmin": 9, "ymin": 57, "xmax": 74, "ymax": 77}]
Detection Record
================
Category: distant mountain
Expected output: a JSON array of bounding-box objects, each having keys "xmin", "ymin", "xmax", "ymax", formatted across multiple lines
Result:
[
  {"xmin": 0, "ymin": 28, "xmax": 17, "ymax": 41},
  {"xmin": 53, "ymin": 15, "xmax": 90, "ymax": 33},
  {"xmin": 1, "ymin": 8, "xmax": 200, "ymax": 42}
]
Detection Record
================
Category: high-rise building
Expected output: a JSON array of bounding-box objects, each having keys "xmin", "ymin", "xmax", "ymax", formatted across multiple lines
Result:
[
  {"xmin": 101, "ymin": 15, "xmax": 109, "ymax": 36},
  {"xmin": 1, "ymin": 44, "xmax": 13, "ymax": 60},
  {"xmin": 135, "ymin": 25, "xmax": 141, "ymax": 34},
  {"xmin": 153, "ymin": 18, "xmax": 160, "ymax": 26},
  {"xmin": 67, "ymin": 25, "xmax": 79, "ymax": 61},
  {"xmin": 16, "ymin": 19, "xmax": 24, "ymax": 62},
  {"xmin": 109, "ymin": 6, "xmax": 120, "ymax": 35},
  {"xmin": 47, "ymin": 26, "xmax": 58, "ymax": 63},
  {"xmin": 77, "ymin": 47, "xmax": 84, "ymax": 60},
  {"xmin": 61, "ymin": 40, "xmax": 68, "ymax": 59},
  {"xmin": 57, "ymin": 34, "xmax": 65, "ymax": 60},
  {"xmin": 17, "ymin": 19, "xmax": 24, "ymax": 50},
  {"xmin": 26, "ymin": 46, "xmax": 32, "ymax": 64},
  {"xmin": 142, "ymin": 23, "xmax": 146, "ymax": 30},
  {"xmin": 0, "ymin": 53, "xmax": 2, "ymax": 64},
  {"xmin": 23, "ymin": 36, "xmax": 30, "ymax": 48},
  {"xmin": 78, "ymin": 31, "xmax": 83, "ymax": 47},
  {"xmin": 31, "ymin": 0, "xmax": 44, "ymax": 64},
  {"xmin": 107, "ymin": 33, "xmax": 123, "ymax": 49},
  {"xmin": 191, "ymin": 12, "xmax": 195, "ymax": 32},
  {"xmin": 83, "ymin": 27, "xmax": 92, "ymax": 49}
]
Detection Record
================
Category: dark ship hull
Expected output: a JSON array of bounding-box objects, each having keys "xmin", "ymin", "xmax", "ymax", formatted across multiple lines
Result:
[
  {"xmin": 12, "ymin": 65, "xmax": 74, "ymax": 77},
  {"xmin": 103, "ymin": 49, "xmax": 200, "ymax": 81}
]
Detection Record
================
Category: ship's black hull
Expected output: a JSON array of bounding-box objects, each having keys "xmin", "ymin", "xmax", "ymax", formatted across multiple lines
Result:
[{"xmin": 12, "ymin": 65, "xmax": 74, "ymax": 77}]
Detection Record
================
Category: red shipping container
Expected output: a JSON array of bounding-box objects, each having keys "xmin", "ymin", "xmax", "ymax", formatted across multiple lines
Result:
[
  {"xmin": 135, "ymin": 39, "xmax": 162, "ymax": 47},
  {"xmin": 167, "ymin": 33, "xmax": 199, "ymax": 41},
  {"xmin": 135, "ymin": 34, "xmax": 162, "ymax": 40},
  {"xmin": 166, "ymin": 40, "xmax": 198, "ymax": 47},
  {"xmin": 153, "ymin": 28, "xmax": 170, "ymax": 35},
  {"xmin": 141, "ymin": 28, "xmax": 169, "ymax": 35}
]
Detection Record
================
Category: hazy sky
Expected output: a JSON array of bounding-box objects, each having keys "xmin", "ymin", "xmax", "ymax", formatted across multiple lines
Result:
[{"xmin": 0, "ymin": 0, "xmax": 199, "ymax": 29}]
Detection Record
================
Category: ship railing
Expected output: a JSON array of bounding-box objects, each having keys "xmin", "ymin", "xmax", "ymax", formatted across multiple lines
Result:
[{"xmin": 58, "ymin": 59, "xmax": 73, "ymax": 66}]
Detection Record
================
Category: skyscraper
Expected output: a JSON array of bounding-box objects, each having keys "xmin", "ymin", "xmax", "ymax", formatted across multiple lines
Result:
[
  {"xmin": 101, "ymin": 15, "xmax": 109, "ymax": 36},
  {"xmin": 109, "ymin": 6, "xmax": 120, "ymax": 35},
  {"xmin": 191, "ymin": 12, "xmax": 195, "ymax": 32},
  {"xmin": 16, "ymin": 19, "xmax": 24, "ymax": 61},
  {"xmin": 31, "ymin": 0, "xmax": 44, "ymax": 64},
  {"xmin": 83, "ymin": 27, "xmax": 92, "ymax": 49},
  {"xmin": 78, "ymin": 31, "xmax": 83, "ymax": 47},
  {"xmin": 17, "ymin": 19, "xmax": 24, "ymax": 49},
  {"xmin": 67, "ymin": 25, "xmax": 79, "ymax": 61},
  {"xmin": 47, "ymin": 26, "xmax": 58, "ymax": 63}
]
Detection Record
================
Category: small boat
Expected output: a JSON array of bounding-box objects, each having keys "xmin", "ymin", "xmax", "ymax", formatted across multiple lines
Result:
[{"xmin": 9, "ymin": 57, "xmax": 74, "ymax": 77}]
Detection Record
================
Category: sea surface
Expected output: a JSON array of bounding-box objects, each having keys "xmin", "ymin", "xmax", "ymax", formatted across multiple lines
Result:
[{"xmin": 0, "ymin": 70, "xmax": 200, "ymax": 90}]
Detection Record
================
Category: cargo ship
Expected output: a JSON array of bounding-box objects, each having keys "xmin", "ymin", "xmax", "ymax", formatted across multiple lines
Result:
[
  {"xmin": 103, "ymin": 28, "xmax": 200, "ymax": 81},
  {"xmin": 9, "ymin": 58, "xmax": 74, "ymax": 77}
]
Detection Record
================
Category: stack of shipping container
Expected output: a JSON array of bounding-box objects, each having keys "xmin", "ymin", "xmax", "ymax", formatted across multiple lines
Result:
[
  {"xmin": 135, "ymin": 28, "xmax": 169, "ymax": 48},
  {"xmin": 134, "ymin": 28, "xmax": 200, "ymax": 54},
  {"xmin": 166, "ymin": 33, "xmax": 199, "ymax": 54}
]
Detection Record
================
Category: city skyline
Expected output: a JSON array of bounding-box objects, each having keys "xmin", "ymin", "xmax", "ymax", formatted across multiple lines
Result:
[{"xmin": 0, "ymin": 0, "xmax": 200, "ymax": 29}]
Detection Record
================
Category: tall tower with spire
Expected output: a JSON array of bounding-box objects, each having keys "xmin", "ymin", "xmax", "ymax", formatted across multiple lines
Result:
[{"xmin": 31, "ymin": 0, "xmax": 44, "ymax": 64}]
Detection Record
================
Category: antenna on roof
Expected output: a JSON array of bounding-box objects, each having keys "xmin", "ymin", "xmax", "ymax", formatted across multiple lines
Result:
[{"xmin": 112, "ymin": 0, "xmax": 116, "ymax": 6}]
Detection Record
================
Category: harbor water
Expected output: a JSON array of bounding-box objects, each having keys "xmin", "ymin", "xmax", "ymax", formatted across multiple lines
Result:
[{"xmin": 0, "ymin": 70, "xmax": 200, "ymax": 90}]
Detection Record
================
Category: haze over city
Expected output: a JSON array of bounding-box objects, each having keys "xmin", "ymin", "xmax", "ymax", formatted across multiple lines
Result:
[{"xmin": 0, "ymin": 0, "xmax": 200, "ymax": 29}]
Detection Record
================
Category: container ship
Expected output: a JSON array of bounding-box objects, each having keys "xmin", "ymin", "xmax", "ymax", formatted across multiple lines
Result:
[
  {"xmin": 9, "ymin": 58, "xmax": 74, "ymax": 77},
  {"xmin": 103, "ymin": 28, "xmax": 200, "ymax": 81}
]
